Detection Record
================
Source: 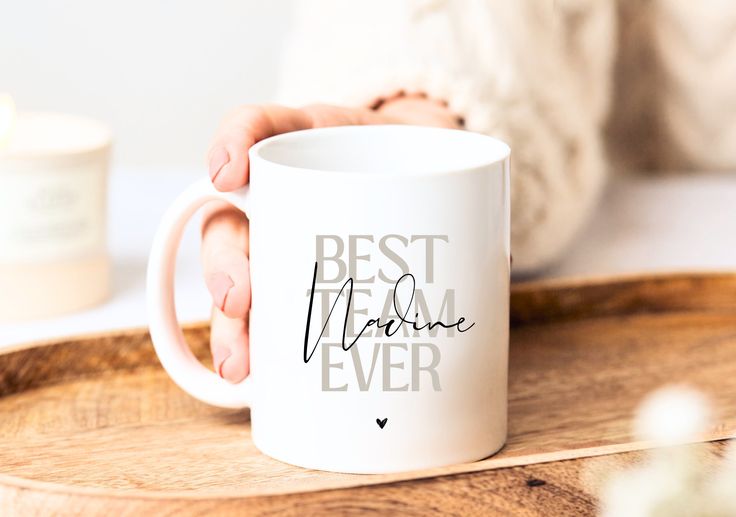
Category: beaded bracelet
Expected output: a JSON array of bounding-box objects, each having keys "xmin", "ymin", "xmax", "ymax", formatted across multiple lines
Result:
[{"xmin": 368, "ymin": 89, "xmax": 465, "ymax": 128}]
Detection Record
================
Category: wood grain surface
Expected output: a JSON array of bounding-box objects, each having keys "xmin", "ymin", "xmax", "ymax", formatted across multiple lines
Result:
[{"xmin": 1, "ymin": 271, "xmax": 735, "ymax": 515}]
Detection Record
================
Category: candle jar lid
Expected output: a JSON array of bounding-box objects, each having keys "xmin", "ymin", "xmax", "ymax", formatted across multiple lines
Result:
[{"xmin": 0, "ymin": 112, "xmax": 112, "ymax": 167}]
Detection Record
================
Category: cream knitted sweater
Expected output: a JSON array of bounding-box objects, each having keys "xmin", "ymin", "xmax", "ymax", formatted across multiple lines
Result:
[{"xmin": 277, "ymin": 0, "xmax": 734, "ymax": 273}]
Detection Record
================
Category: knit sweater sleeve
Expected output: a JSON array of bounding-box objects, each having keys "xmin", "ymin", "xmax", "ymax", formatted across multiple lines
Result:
[{"xmin": 276, "ymin": 0, "xmax": 617, "ymax": 273}]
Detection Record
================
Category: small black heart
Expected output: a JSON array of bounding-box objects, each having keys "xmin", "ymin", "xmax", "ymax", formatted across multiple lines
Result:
[{"xmin": 376, "ymin": 417, "xmax": 388, "ymax": 429}]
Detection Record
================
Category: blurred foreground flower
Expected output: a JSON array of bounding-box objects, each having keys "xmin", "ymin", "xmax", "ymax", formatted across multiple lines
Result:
[{"xmin": 601, "ymin": 385, "xmax": 736, "ymax": 517}]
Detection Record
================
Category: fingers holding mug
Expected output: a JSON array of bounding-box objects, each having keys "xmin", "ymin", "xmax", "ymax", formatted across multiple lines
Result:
[
  {"xmin": 201, "ymin": 200, "xmax": 251, "ymax": 383},
  {"xmin": 201, "ymin": 200, "xmax": 250, "ymax": 316},
  {"xmin": 210, "ymin": 306, "xmax": 250, "ymax": 383},
  {"xmin": 207, "ymin": 104, "xmax": 313, "ymax": 191}
]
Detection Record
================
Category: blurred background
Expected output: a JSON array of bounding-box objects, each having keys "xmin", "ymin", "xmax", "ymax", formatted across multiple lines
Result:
[
  {"xmin": 2, "ymin": 0, "xmax": 293, "ymax": 167},
  {"xmin": 1, "ymin": 0, "xmax": 735, "ymax": 345}
]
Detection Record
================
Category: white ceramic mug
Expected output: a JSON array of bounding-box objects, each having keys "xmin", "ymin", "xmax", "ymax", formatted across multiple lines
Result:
[{"xmin": 147, "ymin": 125, "xmax": 510, "ymax": 474}]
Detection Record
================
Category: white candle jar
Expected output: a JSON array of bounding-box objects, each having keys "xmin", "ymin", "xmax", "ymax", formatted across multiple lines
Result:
[{"xmin": 0, "ymin": 112, "xmax": 112, "ymax": 321}]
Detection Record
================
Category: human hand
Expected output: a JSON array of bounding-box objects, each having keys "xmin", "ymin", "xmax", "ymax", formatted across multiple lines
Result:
[{"xmin": 202, "ymin": 98, "xmax": 461, "ymax": 382}]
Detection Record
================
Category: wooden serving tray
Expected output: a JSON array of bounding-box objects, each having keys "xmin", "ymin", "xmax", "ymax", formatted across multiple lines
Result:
[{"xmin": 1, "ymin": 272, "xmax": 735, "ymax": 515}]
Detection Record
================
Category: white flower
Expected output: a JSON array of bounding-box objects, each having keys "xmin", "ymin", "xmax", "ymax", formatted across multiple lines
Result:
[
  {"xmin": 634, "ymin": 385, "xmax": 711, "ymax": 445},
  {"xmin": 599, "ymin": 385, "xmax": 736, "ymax": 517}
]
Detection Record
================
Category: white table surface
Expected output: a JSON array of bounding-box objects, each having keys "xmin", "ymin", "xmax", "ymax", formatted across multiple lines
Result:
[{"xmin": 1, "ymin": 168, "xmax": 735, "ymax": 348}]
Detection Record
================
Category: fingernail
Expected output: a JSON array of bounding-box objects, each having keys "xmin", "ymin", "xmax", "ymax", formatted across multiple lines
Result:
[
  {"xmin": 212, "ymin": 345, "xmax": 232, "ymax": 378},
  {"xmin": 209, "ymin": 147, "xmax": 230, "ymax": 182},
  {"xmin": 209, "ymin": 272, "xmax": 234, "ymax": 311}
]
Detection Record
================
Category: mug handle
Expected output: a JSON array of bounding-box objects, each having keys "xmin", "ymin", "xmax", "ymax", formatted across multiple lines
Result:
[{"xmin": 146, "ymin": 177, "xmax": 251, "ymax": 409}]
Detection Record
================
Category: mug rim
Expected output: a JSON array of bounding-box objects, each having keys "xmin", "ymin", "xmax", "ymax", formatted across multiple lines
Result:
[{"xmin": 248, "ymin": 124, "xmax": 510, "ymax": 178}]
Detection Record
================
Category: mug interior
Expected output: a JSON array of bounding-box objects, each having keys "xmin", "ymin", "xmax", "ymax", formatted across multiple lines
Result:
[{"xmin": 250, "ymin": 125, "xmax": 509, "ymax": 176}]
